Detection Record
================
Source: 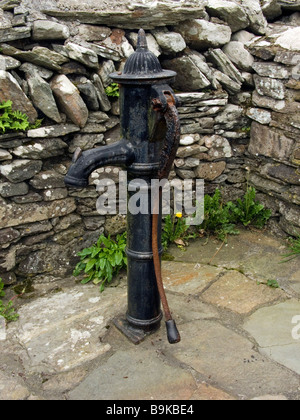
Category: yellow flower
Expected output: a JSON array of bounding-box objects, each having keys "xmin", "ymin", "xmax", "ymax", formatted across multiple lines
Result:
[{"xmin": 175, "ymin": 212, "xmax": 183, "ymax": 218}]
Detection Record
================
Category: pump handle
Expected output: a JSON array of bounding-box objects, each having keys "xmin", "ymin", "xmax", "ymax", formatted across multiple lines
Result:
[{"xmin": 152, "ymin": 90, "xmax": 181, "ymax": 344}]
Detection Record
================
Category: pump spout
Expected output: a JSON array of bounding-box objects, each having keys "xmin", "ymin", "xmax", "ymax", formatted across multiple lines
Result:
[{"xmin": 65, "ymin": 139, "xmax": 135, "ymax": 188}]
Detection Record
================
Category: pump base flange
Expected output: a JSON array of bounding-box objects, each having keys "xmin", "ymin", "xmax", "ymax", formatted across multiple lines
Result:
[{"xmin": 113, "ymin": 317, "xmax": 161, "ymax": 345}]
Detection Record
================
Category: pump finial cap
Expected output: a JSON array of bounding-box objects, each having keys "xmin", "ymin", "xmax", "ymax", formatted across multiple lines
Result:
[
  {"xmin": 109, "ymin": 27, "xmax": 176, "ymax": 82},
  {"xmin": 137, "ymin": 28, "xmax": 148, "ymax": 51}
]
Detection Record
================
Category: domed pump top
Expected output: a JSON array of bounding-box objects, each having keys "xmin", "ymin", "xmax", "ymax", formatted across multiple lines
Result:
[{"xmin": 110, "ymin": 29, "xmax": 176, "ymax": 84}]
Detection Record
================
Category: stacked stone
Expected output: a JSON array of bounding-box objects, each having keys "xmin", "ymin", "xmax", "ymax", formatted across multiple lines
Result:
[
  {"xmin": 173, "ymin": 91, "xmax": 251, "ymax": 187},
  {"xmin": 0, "ymin": 0, "xmax": 300, "ymax": 285},
  {"xmin": 0, "ymin": 3, "xmax": 130, "ymax": 283},
  {"xmin": 156, "ymin": 1, "xmax": 263, "ymax": 190},
  {"xmin": 245, "ymin": 22, "xmax": 300, "ymax": 237}
]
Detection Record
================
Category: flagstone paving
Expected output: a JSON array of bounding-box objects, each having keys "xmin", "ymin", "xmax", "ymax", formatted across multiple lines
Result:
[
  {"xmin": 244, "ymin": 300, "xmax": 300, "ymax": 375},
  {"xmin": 0, "ymin": 228, "xmax": 300, "ymax": 400}
]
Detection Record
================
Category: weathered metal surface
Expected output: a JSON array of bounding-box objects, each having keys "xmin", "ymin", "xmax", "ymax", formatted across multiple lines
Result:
[
  {"xmin": 151, "ymin": 89, "xmax": 181, "ymax": 343},
  {"xmin": 152, "ymin": 90, "xmax": 181, "ymax": 180},
  {"xmin": 111, "ymin": 29, "xmax": 176, "ymax": 83},
  {"xmin": 65, "ymin": 139, "xmax": 135, "ymax": 187},
  {"xmin": 65, "ymin": 28, "xmax": 181, "ymax": 344},
  {"xmin": 113, "ymin": 317, "xmax": 158, "ymax": 345}
]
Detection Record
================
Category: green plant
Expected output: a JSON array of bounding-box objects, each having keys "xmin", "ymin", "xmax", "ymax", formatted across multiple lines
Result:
[
  {"xmin": 0, "ymin": 100, "xmax": 42, "ymax": 134},
  {"xmin": 0, "ymin": 279, "xmax": 19, "ymax": 322},
  {"xmin": 198, "ymin": 187, "xmax": 271, "ymax": 242},
  {"xmin": 241, "ymin": 126, "xmax": 251, "ymax": 134},
  {"xmin": 267, "ymin": 279, "xmax": 280, "ymax": 289},
  {"xmin": 162, "ymin": 213, "xmax": 193, "ymax": 250},
  {"xmin": 200, "ymin": 189, "xmax": 240, "ymax": 241},
  {"xmin": 73, "ymin": 232, "xmax": 127, "ymax": 292},
  {"xmin": 230, "ymin": 186, "xmax": 272, "ymax": 228},
  {"xmin": 105, "ymin": 83, "xmax": 120, "ymax": 98},
  {"xmin": 281, "ymin": 235, "xmax": 300, "ymax": 262}
]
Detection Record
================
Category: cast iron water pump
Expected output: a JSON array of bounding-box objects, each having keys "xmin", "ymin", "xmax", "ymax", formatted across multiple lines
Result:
[{"xmin": 65, "ymin": 29, "xmax": 181, "ymax": 344}]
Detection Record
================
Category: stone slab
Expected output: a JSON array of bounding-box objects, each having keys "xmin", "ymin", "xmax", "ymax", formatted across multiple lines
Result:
[
  {"xmin": 243, "ymin": 300, "xmax": 300, "ymax": 374},
  {"xmin": 0, "ymin": 197, "xmax": 76, "ymax": 228},
  {"xmin": 251, "ymin": 394, "xmax": 288, "ymax": 400},
  {"xmin": 0, "ymin": 371, "xmax": 30, "ymax": 400},
  {"xmin": 202, "ymin": 271, "xmax": 284, "ymax": 314},
  {"xmin": 190, "ymin": 383, "xmax": 236, "ymax": 400},
  {"xmin": 162, "ymin": 261, "xmax": 222, "ymax": 295},
  {"xmin": 260, "ymin": 344, "xmax": 300, "ymax": 375},
  {"xmin": 249, "ymin": 121, "xmax": 294, "ymax": 160},
  {"xmin": 0, "ymin": 26, "xmax": 30, "ymax": 43},
  {"xmin": 42, "ymin": 0, "xmax": 206, "ymax": 29},
  {"xmin": 278, "ymin": 0, "xmax": 300, "ymax": 11},
  {"xmin": 164, "ymin": 292, "xmax": 219, "ymax": 324},
  {"xmin": 6, "ymin": 281, "xmax": 127, "ymax": 374},
  {"xmin": 169, "ymin": 229, "xmax": 300, "ymax": 297},
  {"xmin": 0, "ymin": 70, "xmax": 38, "ymax": 124},
  {"xmin": 68, "ymin": 349, "xmax": 197, "ymax": 400},
  {"xmin": 168, "ymin": 319, "xmax": 300, "ymax": 399}
]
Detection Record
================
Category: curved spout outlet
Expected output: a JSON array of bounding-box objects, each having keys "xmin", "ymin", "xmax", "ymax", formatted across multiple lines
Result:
[{"xmin": 65, "ymin": 139, "xmax": 135, "ymax": 188}]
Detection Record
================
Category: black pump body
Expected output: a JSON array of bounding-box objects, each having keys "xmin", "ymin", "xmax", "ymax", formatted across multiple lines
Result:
[{"xmin": 65, "ymin": 29, "xmax": 181, "ymax": 344}]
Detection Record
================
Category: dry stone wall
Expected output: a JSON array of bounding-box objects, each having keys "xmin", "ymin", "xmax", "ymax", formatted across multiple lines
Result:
[{"xmin": 0, "ymin": 0, "xmax": 299, "ymax": 285}]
